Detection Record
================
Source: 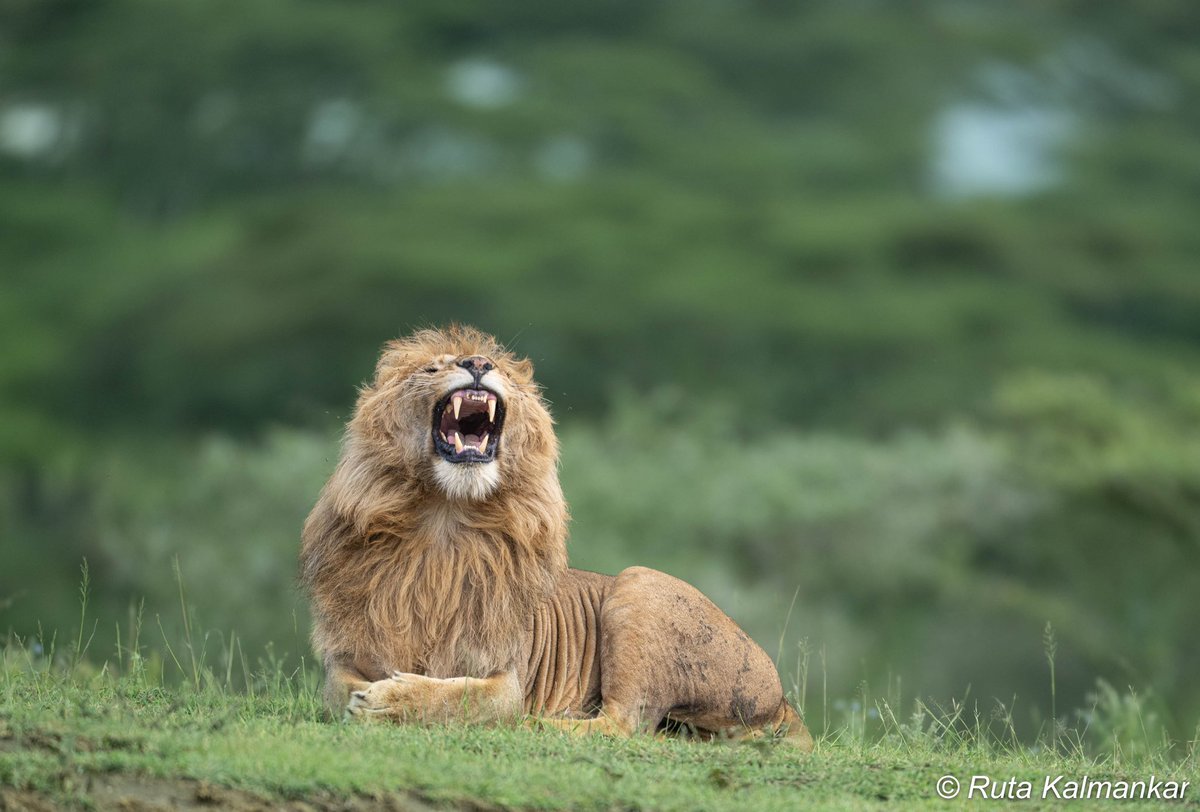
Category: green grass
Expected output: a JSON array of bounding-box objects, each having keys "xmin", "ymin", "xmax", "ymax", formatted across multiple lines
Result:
[
  {"xmin": 2, "ymin": 575, "xmax": 1197, "ymax": 809},
  {"xmin": 2, "ymin": 653, "xmax": 1197, "ymax": 811}
]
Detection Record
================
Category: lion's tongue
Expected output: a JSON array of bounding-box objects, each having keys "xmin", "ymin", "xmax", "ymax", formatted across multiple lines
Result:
[{"xmin": 446, "ymin": 429, "xmax": 490, "ymax": 454}]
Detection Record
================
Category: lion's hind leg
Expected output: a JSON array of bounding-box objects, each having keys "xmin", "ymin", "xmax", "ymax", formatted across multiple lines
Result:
[
  {"xmin": 695, "ymin": 700, "xmax": 815, "ymax": 748},
  {"xmin": 769, "ymin": 698, "xmax": 816, "ymax": 749},
  {"xmin": 588, "ymin": 566, "xmax": 814, "ymax": 751}
]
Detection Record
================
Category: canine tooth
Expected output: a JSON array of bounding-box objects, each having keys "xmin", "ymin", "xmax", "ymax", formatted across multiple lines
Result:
[
  {"xmin": 441, "ymin": 431, "xmax": 449, "ymax": 443},
  {"xmin": 453, "ymin": 432, "xmax": 463, "ymax": 453},
  {"xmin": 453, "ymin": 396, "xmax": 462, "ymax": 420},
  {"xmin": 480, "ymin": 433, "xmax": 489, "ymax": 449},
  {"xmin": 488, "ymin": 400, "xmax": 496, "ymax": 422}
]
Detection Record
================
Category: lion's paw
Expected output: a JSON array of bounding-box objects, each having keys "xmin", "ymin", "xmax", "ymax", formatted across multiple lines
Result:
[{"xmin": 345, "ymin": 672, "xmax": 438, "ymax": 722}]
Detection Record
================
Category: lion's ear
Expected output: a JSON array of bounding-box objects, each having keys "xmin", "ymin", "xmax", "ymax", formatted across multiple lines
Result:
[
  {"xmin": 510, "ymin": 357, "xmax": 534, "ymax": 383},
  {"xmin": 374, "ymin": 340, "xmax": 409, "ymax": 380}
]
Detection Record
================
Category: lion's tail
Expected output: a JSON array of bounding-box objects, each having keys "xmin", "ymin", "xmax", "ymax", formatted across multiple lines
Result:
[{"xmin": 771, "ymin": 700, "xmax": 815, "ymax": 752}]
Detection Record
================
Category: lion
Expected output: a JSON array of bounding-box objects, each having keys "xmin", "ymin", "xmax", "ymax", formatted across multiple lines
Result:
[{"xmin": 299, "ymin": 325, "xmax": 813, "ymax": 748}]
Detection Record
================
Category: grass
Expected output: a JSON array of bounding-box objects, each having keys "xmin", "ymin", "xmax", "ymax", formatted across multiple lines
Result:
[
  {"xmin": 2, "ymin": 648, "xmax": 1198, "ymax": 811},
  {"xmin": 1, "ymin": 572, "xmax": 1197, "ymax": 809}
]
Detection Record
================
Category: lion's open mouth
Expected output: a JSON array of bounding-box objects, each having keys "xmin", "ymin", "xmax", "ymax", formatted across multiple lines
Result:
[{"xmin": 432, "ymin": 388, "xmax": 504, "ymax": 464}]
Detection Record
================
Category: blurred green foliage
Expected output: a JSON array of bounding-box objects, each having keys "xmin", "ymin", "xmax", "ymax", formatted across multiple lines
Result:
[{"xmin": 2, "ymin": 0, "xmax": 1199, "ymax": 737}]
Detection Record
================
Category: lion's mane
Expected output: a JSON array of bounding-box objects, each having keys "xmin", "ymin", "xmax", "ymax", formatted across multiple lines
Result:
[{"xmin": 300, "ymin": 326, "xmax": 568, "ymax": 680}]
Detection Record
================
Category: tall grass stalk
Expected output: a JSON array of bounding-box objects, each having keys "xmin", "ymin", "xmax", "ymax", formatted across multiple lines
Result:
[
  {"xmin": 793, "ymin": 636, "xmax": 811, "ymax": 719},
  {"xmin": 70, "ymin": 559, "xmax": 97, "ymax": 672},
  {"xmin": 224, "ymin": 629, "xmax": 237, "ymax": 691},
  {"xmin": 173, "ymin": 556, "xmax": 202, "ymax": 691},
  {"xmin": 774, "ymin": 585, "xmax": 800, "ymax": 670},
  {"xmin": 821, "ymin": 643, "xmax": 828, "ymax": 738},
  {"xmin": 1044, "ymin": 621, "xmax": 1058, "ymax": 753},
  {"xmin": 127, "ymin": 598, "xmax": 145, "ymax": 683},
  {"xmin": 156, "ymin": 614, "xmax": 186, "ymax": 683}
]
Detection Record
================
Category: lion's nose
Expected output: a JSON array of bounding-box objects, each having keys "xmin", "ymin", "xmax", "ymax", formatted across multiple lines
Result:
[
  {"xmin": 458, "ymin": 356, "xmax": 494, "ymax": 373},
  {"xmin": 458, "ymin": 356, "xmax": 494, "ymax": 384}
]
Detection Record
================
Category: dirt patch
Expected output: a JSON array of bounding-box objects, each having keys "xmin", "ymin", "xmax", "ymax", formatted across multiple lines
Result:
[
  {"xmin": 1, "ymin": 788, "xmax": 58, "ymax": 812},
  {"xmin": 0, "ymin": 776, "xmax": 480, "ymax": 812}
]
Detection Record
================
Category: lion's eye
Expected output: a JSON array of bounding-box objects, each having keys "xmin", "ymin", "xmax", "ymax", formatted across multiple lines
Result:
[{"xmin": 422, "ymin": 365, "xmax": 438, "ymax": 374}]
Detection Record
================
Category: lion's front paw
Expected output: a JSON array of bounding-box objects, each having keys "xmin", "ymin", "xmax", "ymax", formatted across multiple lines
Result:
[{"xmin": 344, "ymin": 671, "xmax": 441, "ymax": 722}]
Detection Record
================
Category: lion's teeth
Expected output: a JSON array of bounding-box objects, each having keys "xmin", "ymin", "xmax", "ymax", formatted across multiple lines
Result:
[
  {"xmin": 441, "ymin": 431, "xmax": 449, "ymax": 443},
  {"xmin": 453, "ymin": 396, "xmax": 462, "ymax": 420},
  {"xmin": 480, "ymin": 433, "xmax": 489, "ymax": 450},
  {"xmin": 453, "ymin": 432, "xmax": 463, "ymax": 453},
  {"xmin": 487, "ymin": 400, "xmax": 496, "ymax": 422}
]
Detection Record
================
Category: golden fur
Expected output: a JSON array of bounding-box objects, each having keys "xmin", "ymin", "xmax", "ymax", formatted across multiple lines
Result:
[{"xmin": 300, "ymin": 326, "xmax": 813, "ymax": 749}]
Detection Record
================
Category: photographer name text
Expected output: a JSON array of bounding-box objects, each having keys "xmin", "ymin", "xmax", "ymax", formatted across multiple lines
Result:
[{"xmin": 937, "ymin": 774, "xmax": 1189, "ymax": 801}]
